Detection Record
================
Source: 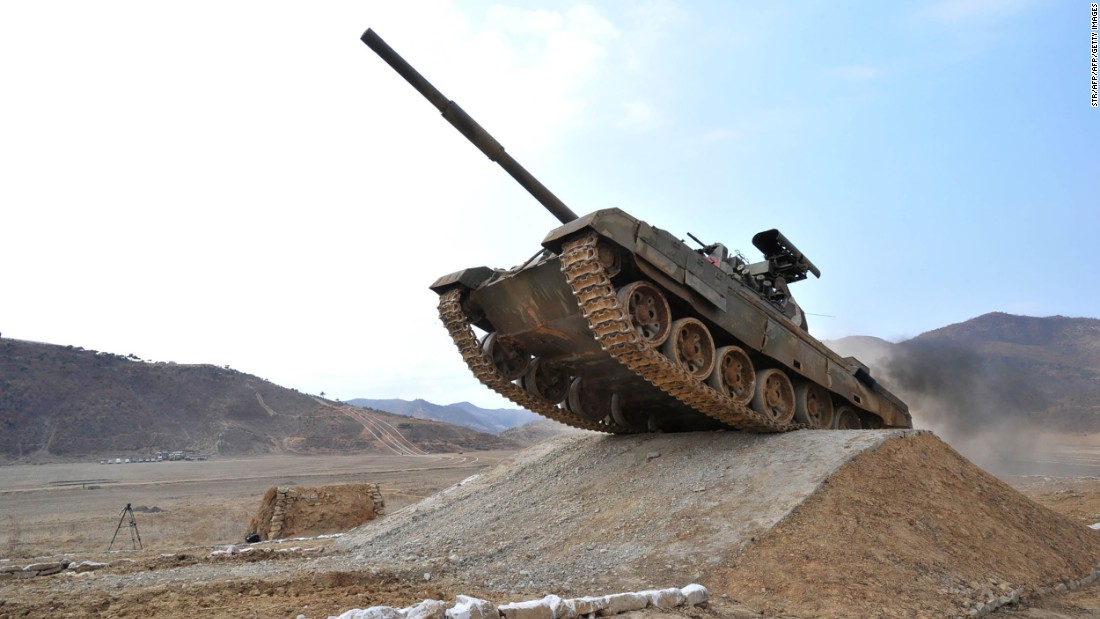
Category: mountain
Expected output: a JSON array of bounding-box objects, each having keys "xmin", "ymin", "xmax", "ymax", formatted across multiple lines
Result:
[
  {"xmin": 0, "ymin": 338, "xmax": 516, "ymax": 463},
  {"xmin": 829, "ymin": 313, "xmax": 1100, "ymax": 435},
  {"xmin": 348, "ymin": 398, "xmax": 539, "ymax": 434},
  {"xmin": 449, "ymin": 401, "xmax": 542, "ymax": 431}
]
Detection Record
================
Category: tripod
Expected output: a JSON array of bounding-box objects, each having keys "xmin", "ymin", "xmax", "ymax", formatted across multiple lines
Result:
[{"xmin": 108, "ymin": 503, "xmax": 143, "ymax": 551}]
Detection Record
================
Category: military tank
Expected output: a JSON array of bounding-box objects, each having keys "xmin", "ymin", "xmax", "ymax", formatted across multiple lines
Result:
[{"xmin": 362, "ymin": 29, "xmax": 911, "ymax": 434}]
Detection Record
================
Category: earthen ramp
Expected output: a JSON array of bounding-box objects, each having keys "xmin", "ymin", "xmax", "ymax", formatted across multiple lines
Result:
[{"xmin": 337, "ymin": 430, "xmax": 1100, "ymax": 617}]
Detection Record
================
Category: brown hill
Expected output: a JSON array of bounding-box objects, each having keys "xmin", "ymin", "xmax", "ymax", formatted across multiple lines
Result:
[{"xmin": 0, "ymin": 338, "xmax": 515, "ymax": 462}]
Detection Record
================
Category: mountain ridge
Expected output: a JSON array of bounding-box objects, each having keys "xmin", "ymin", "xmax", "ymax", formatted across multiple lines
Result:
[
  {"xmin": 347, "ymin": 398, "xmax": 539, "ymax": 434},
  {"xmin": 0, "ymin": 338, "xmax": 516, "ymax": 463}
]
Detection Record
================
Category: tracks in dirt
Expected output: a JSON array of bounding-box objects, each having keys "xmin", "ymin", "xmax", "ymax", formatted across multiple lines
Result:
[
  {"xmin": 327, "ymin": 402, "xmax": 476, "ymax": 464},
  {"xmin": 340, "ymin": 406, "xmax": 428, "ymax": 456}
]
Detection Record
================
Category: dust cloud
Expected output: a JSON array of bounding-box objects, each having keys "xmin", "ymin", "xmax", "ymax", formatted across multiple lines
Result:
[
  {"xmin": 880, "ymin": 342, "xmax": 1059, "ymax": 475},
  {"xmin": 828, "ymin": 336, "xmax": 1062, "ymax": 475}
]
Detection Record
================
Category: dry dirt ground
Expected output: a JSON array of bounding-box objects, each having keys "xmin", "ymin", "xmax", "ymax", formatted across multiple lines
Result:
[
  {"xmin": 2, "ymin": 434, "xmax": 1100, "ymax": 619},
  {"xmin": 0, "ymin": 451, "xmax": 506, "ymax": 557}
]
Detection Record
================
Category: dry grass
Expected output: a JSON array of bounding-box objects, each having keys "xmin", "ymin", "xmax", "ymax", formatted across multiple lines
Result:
[
  {"xmin": 0, "ymin": 494, "xmax": 256, "ymax": 557},
  {"xmin": 0, "ymin": 451, "xmax": 511, "ymax": 559}
]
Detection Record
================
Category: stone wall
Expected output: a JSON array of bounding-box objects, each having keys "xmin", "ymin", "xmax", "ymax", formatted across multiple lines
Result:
[{"xmin": 248, "ymin": 483, "xmax": 384, "ymax": 541}]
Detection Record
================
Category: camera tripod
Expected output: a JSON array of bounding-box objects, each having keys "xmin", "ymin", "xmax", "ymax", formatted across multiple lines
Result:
[{"xmin": 108, "ymin": 503, "xmax": 143, "ymax": 551}]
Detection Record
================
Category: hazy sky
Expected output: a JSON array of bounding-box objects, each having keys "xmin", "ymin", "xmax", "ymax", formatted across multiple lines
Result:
[{"xmin": 2, "ymin": 1, "xmax": 1097, "ymax": 408}]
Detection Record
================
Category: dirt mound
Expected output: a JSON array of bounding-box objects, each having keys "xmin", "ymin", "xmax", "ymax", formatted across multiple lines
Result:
[
  {"xmin": 717, "ymin": 433, "xmax": 1100, "ymax": 617},
  {"xmin": 337, "ymin": 431, "xmax": 914, "ymax": 588},
  {"xmin": 337, "ymin": 430, "xmax": 1100, "ymax": 617},
  {"xmin": 248, "ymin": 483, "xmax": 385, "ymax": 540}
]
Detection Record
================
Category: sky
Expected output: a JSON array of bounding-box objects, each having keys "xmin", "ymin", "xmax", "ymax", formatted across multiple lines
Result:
[{"xmin": 2, "ymin": 1, "xmax": 1097, "ymax": 409}]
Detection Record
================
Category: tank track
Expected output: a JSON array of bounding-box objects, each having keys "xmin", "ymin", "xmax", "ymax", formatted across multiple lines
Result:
[
  {"xmin": 560, "ymin": 232, "xmax": 806, "ymax": 433},
  {"xmin": 438, "ymin": 289, "xmax": 634, "ymax": 434}
]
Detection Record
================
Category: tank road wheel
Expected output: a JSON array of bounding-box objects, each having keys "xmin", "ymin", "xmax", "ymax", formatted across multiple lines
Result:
[
  {"xmin": 662, "ymin": 318, "xmax": 716, "ymax": 379},
  {"xmin": 750, "ymin": 368, "xmax": 796, "ymax": 424},
  {"xmin": 481, "ymin": 332, "xmax": 530, "ymax": 381},
  {"xmin": 566, "ymin": 377, "xmax": 611, "ymax": 423},
  {"xmin": 616, "ymin": 281, "xmax": 672, "ymax": 347},
  {"xmin": 833, "ymin": 405, "xmax": 862, "ymax": 430},
  {"xmin": 706, "ymin": 345, "xmax": 755, "ymax": 405},
  {"xmin": 522, "ymin": 358, "xmax": 570, "ymax": 405},
  {"xmin": 793, "ymin": 381, "xmax": 834, "ymax": 429}
]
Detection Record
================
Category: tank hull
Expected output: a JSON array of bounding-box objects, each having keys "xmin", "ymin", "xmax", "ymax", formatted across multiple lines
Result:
[{"xmin": 433, "ymin": 209, "xmax": 911, "ymax": 434}]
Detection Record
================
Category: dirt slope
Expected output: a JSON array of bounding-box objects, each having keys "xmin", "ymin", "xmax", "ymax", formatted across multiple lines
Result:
[
  {"xmin": 337, "ymin": 431, "xmax": 919, "ymax": 591},
  {"xmin": 336, "ymin": 430, "xmax": 1100, "ymax": 617}
]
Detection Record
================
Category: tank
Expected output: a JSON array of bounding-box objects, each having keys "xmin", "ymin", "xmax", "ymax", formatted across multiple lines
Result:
[{"xmin": 362, "ymin": 29, "xmax": 911, "ymax": 434}]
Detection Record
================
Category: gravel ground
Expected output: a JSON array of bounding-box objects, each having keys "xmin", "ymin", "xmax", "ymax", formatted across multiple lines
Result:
[{"xmin": 335, "ymin": 430, "xmax": 923, "ymax": 594}]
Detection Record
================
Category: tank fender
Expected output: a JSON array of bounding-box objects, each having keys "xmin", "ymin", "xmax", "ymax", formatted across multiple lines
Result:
[
  {"xmin": 429, "ymin": 266, "xmax": 494, "ymax": 295},
  {"xmin": 634, "ymin": 222, "xmax": 685, "ymax": 283},
  {"xmin": 541, "ymin": 208, "xmax": 639, "ymax": 254},
  {"xmin": 634, "ymin": 222, "xmax": 727, "ymax": 310}
]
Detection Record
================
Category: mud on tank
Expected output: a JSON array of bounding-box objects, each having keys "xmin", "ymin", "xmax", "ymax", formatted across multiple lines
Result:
[{"xmin": 362, "ymin": 29, "xmax": 911, "ymax": 434}]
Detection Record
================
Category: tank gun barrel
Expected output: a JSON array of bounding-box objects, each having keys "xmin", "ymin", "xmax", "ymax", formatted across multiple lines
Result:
[{"xmin": 361, "ymin": 28, "xmax": 579, "ymax": 225}]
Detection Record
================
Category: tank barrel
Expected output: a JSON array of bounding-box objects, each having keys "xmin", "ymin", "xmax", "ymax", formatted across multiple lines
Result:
[{"xmin": 361, "ymin": 28, "xmax": 579, "ymax": 224}]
